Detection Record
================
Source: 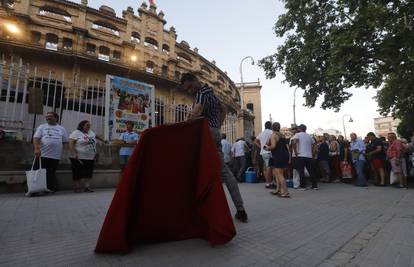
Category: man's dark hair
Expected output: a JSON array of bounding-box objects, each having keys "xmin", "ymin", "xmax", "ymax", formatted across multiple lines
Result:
[
  {"xmin": 180, "ymin": 73, "xmax": 197, "ymax": 85},
  {"xmin": 251, "ymin": 136, "xmax": 256, "ymax": 141},
  {"xmin": 272, "ymin": 122, "xmax": 281, "ymax": 132},
  {"xmin": 221, "ymin": 133, "xmax": 227, "ymax": 139},
  {"xmin": 47, "ymin": 111, "xmax": 59, "ymax": 122},
  {"xmin": 264, "ymin": 121, "xmax": 272, "ymax": 129},
  {"xmin": 298, "ymin": 124, "xmax": 307, "ymax": 132},
  {"xmin": 367, "ymin": 132, "xmax": 376, "ymax": 137},
  {"xmin": 77, "ymin": 120, "xmax": 89, "ymax": 131}
]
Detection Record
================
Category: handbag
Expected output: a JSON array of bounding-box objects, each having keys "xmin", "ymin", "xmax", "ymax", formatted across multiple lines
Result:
[
  {"xmin": 25, "ymin": 158, "xmax": 49, "ymax": 196},
  {"xmin": 340, "ymin": 161, "xmax": 352, "ymax": 179}
]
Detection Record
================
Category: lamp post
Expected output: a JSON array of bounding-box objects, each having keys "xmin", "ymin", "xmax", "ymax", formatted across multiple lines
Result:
[
  {"xmin": 293, "ymin": 87, "xmax": 298, "ymax": 125},
  {"xmin": 342, "ymin": 114, "xmax": 354, "ymax": 140},
  {"xmin": 239, "ymin": 56, "xmax": 254, "ymax": 109}
]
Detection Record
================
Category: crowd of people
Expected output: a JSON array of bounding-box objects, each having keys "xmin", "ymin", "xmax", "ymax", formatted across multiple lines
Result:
[
  {"xmin": 222, "ymin": 121, "xmax": 414, "ymax": 195},
  {"xmin": 29, "ymin": 71, "xmax": 413, "ymax": 226},
  {"xmin": 31, "ymin": 111, "xmax": 139, "ymax": 196}
]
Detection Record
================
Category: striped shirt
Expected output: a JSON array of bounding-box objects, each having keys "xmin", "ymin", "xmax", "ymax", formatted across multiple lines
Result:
[{"xmin": 194, "ymin": 84, "xmax": 222, "ymax": 128}]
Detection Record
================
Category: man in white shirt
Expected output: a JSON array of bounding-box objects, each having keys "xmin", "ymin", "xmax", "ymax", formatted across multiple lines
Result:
[
  {"xmin": 255, "ymin": 121, "xmax": 274, "ymax": 188},
  {"xmin": 232, "ymin": 138, "xmax": 249, "ymax": 182},
  {"xmin": 291, "ymin": 124, "xmax": 317, "ymax": 190},
  {"xmin": 33, "ymin": 112, "xmax": 69, "ymax": 192},
  {"xmin": 221, "ymin": 134, "xmax": 232, "ymax": 167}
]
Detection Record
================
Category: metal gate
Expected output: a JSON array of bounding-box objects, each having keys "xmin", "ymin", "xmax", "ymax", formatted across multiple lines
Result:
[{"xmin": 0, "ymin": 56, "xmax": 237, "ymax": 143}]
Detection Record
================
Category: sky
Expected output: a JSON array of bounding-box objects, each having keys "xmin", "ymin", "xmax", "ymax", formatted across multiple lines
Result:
[{"xmin": 87, "ymin": 0, "xmax": 381, "ymax": 137}]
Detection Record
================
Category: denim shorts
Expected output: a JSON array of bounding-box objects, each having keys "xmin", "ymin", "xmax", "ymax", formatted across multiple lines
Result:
[{"xmin": 262, "ymin": 153, "xmax": 272, "ymax": 168}]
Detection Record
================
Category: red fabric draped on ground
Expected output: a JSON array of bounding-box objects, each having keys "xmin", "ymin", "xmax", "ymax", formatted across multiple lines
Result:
[{"xmin": 95, "ymin": 118, "xmax": 236, "ymax": 254}]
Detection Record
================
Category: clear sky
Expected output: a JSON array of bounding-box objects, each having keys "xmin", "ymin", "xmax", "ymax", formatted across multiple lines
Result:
[{"xmin": 87, "ymin": 0, "xmax": 381, "ymax": 137}]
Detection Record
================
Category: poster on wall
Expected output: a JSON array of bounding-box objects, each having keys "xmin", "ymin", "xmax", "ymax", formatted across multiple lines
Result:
[{"xmin": 104, "ymin": 75, "xmax": 155, "ymax": 141}]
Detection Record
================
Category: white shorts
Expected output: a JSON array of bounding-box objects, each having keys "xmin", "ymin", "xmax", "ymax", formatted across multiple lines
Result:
[{"xmin": 262, "ymin": 153, "xmax": 272, "ymax": 168}]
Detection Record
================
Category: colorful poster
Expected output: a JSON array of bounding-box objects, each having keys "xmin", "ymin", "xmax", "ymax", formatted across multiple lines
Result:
[{"xmin": 104, "ymin": 75, "xmax": 155, "ymax": 140}]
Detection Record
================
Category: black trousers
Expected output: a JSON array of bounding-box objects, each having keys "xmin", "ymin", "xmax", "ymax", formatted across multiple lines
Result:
[
  {"xmin": 295, "ymin": 157, "xmax": 317, "ymax": 188},
  {"xmin": 34, "ymin": 157, "xmax": 60, "ymax": 191},
  {"xmin": 69, "ymin": 158, "xmax": 95, "ymax": 180}
]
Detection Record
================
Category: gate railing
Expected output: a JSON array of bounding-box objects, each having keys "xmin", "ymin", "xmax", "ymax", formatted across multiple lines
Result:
[{"xmin": 0, "ymin": 56, "xmax": 237, "ymax": 143}]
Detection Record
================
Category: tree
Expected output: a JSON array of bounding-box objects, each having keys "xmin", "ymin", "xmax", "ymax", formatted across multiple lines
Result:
[{"xmin": 260, "ymin": 0, "xmax": 414, "ymax": 135}]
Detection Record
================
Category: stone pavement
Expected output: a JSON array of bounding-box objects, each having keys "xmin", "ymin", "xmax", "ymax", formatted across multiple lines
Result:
[{"xmin": 1, "ymin": 183, "xmax": 414, "ymax": 267}]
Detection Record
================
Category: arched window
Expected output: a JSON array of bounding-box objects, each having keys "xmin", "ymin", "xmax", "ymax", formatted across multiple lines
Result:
[
  {"xmin": 86, "ymin": 43, "xmax": 96, "ymax": 54},
  {"xmin": 144, "ymin": 37, "xmax": 158, "ymax": 50},
  {"xmin": 92, "ymin": 21, "xmax": 119, "ymax": 36},
  {"xmin": 177, "ymin": 52, "xmax": 192, "ymax": 64},
  {"xmin": 246, "ymin": 103, "xmax": 254, "ymax": 112},
  {"xmin": 146, "ymin": 61, "xmax": 155, "ymax": 73},
  {"xmin": 218, "ymin": 76, "xmax": 225, "ymax": 84},
  {"xmin": 63, "ymin": 38, "xmax": 72, "ymax": 50},
  {"xmin": 161, "ymin": 65, "xmax": 168, "ymax": 77},
  {"xmin": 45, "ymin": 33, "xmax": 58, "ymax": 51},
  {"xmin": 98, "ymin": 46, "xmax": 110, "ymax": 61},
  {"xmin": 39, "ymin": 5, "xmax": 71, "ymax": 22},
  {"xmin": 3, "ymin": 0, "xmax": 14, "ymax": 9},
  {"xmin": 131, "ymin": 31, "xmax": 140, "ymax": 43},
  {"xmin": 30, "ymin": 31, "xmax": 41, "ymax": 43},
  {"xmin": 162, "ymin": 44, "xmax": 170, "ymax": 54},
  {"xmin": 113, "ymin": 50, "xmax": 121, "ymax": 60}
]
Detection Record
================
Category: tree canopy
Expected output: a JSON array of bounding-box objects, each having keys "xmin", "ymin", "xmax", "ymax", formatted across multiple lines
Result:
[{"xmin": 260, "ymin": 0, "xmax": 414, "ymax": 137}]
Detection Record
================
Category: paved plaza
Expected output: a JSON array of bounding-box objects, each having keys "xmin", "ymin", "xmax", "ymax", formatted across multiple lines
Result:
[{"xmin": 1, "ymin": 183, "xmax": 414, "ymax": 267}]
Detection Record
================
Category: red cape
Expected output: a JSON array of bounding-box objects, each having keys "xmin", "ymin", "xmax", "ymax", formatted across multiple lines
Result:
[{"xmin": 95, "ymin": 119, "xmax": 236, "ymax": 253}]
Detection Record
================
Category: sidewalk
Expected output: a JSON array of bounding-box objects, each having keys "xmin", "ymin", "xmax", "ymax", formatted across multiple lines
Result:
[{"xmin": 1, "ymin": 183, "xmax": 414, "ymax": 267}]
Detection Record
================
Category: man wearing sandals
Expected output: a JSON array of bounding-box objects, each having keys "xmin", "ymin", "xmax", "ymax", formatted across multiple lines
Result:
[
  {"xmin": 33, "ymin": 112, "xmax": 68, "ymax": 192},
  {"xmin": 180, "ymin": 73, "xmax": 248, "ymax": 223}
]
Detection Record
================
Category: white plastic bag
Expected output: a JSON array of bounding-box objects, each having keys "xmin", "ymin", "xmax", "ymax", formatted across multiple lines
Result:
[
  {"xmin": 293, "ymin": 169, "xmax": 300, "ymax": 188},
  {"xmin": 390, "ymin": 171, "xmax": 398, "ymax": 185},
  {"xmin": 26, "ymin": 158, "xmax": 49, "ymax": 196}
]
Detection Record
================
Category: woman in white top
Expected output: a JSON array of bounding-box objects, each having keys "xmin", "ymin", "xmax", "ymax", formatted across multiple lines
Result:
[{"xmin": 69, "ymin": 120, "xmax": 105, "ymax": 193}]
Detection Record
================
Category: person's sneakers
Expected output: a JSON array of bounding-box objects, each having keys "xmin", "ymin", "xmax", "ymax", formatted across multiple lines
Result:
[
  {"xmin": 235, "ymin": 210, "xmax": 248, "ymax": 223},
  {"xmin": 84, "ymin": 188, "xmax": 94, "ymax": 193},
  {"xmin": 298, "ymin": 187, "xmax": 308, "ymax": 191},
  {"xmin": 312, "ymin": 187, "xmax": 319, "ymax": 190}
]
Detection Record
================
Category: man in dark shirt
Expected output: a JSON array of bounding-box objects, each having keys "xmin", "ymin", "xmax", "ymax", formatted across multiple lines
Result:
[
  {"xmin": 180, "ymin": 73, "xmax": 248, "ymax": 223},
  {"xmin": 317, "ymin": 135, "xmax": 331, "ymax": 182},
  {"xmin": 366, "ymin": 132, "xmax": 386, "ymax": 186}
]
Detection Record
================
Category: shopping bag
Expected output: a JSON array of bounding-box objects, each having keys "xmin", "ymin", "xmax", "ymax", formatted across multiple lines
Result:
[
  {"xmin": 340, "ymin": 161, "xmax": 353, "ymax": 179},
  {"xmin": 25, "ymin": 158, "xmax": 49, "ymax": 196},
  {"xmin": 390, "ymin": 171, "xmax": 398, "ymax": 185},
  {"xmin": 292, "ymin": 169, "xmax": 300, "ymax": 188}
]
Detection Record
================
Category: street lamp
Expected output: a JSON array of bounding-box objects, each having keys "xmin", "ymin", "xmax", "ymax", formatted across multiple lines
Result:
[
  {"xmin": 5, "ymin": 23, "xmax": 19, "ymax": 34},
  {"xmin": 239, "ymin": 56, "xmax": 254, "ymax": 109},
  {"xmin": 293, "ymin": 87, "xmax": 299, "ymax": 125},
  {"xmin": 342, "ymin": 114, "xmax": 354, "ymax": 140}
]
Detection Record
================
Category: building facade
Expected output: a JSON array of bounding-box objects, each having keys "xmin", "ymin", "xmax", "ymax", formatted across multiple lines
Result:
[
  {"xmin": 374, "ymin": 117, "xmax": 400, "ymax": 137},
  {"xmin": 0, "ymin": 0, "xmax": 252, "ymax": 142},
  {"xmin": 313, "ymin": 128, "xmax": 342, "ymax": 137},
  {"xmin": 236, "ymin": 81, "xmax": 262, "ymax": 136}
]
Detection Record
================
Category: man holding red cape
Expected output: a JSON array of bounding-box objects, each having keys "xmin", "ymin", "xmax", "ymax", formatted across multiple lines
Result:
[{"xmin": 180, "ymin": 73, "xmax": 248, "ymax": 223}]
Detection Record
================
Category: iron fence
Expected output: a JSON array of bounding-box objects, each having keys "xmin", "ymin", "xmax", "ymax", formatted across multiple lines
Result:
[{"xmin": 0, "ymin": 56, "xmax": 237, "ymax": 143}]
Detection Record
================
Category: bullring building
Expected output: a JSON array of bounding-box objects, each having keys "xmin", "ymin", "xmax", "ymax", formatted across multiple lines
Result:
[{"xmin": 0, "ymin": 0, "xmax": 262, "ymax": 142}]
